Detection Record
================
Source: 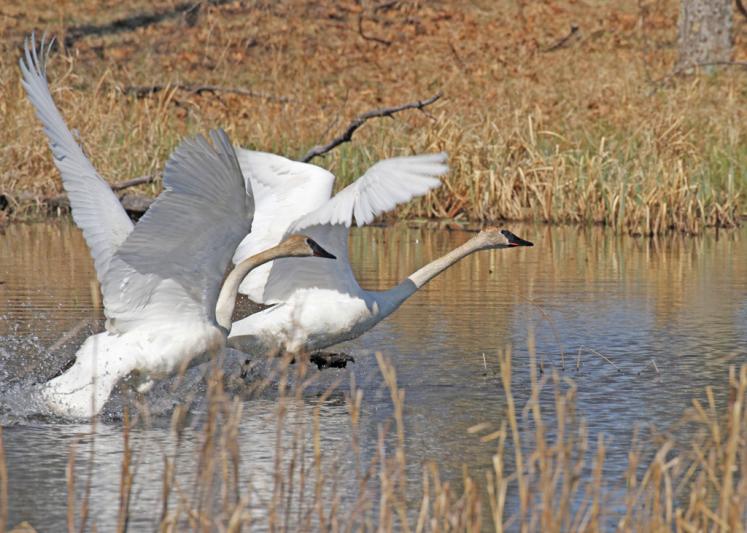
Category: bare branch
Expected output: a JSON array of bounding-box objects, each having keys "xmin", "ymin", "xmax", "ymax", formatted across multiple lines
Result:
[
  {"xmin": 301, "ymin": 92, "xmax": 443, "ymax": 163},
  {"xmin": 448, "ymin": 41, "xmax": 466, "ymax": 71},
  {"xmin": 542, "ymin": 24, "xmax": 579, "ymax": 53},
  {"xmin": 5, "ymin": 92, "xmax": 441, "ymax": 217},
  {"xmin": 2, "ymin": 177, "xmax": 156, "ymax": 217},
  {"xmin": 357, "ymin": 14, "xmax": 392, "ymax": 46},
  {"xmin": 373, "ymin": 1, "xmax": 399, "ymax": 13},
  {"xmin": 63, "ymin": 0, "xmax": 233, "ymax": 47},
  {"xmin": 122, "ymin": 84, "xmax": 294, "ymax": 104},
  {"xmin": 111, "ymin": 175, "xmax": 156, "ymax": 191}
]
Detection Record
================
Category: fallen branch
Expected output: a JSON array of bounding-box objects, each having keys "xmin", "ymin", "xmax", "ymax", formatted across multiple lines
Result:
[
  {"xmin": 358, "ymin": 14, "xmax": 392, "ymax": 46},
  {"xmin": 373, "ymin": 1, "xmax": 399, "ymax": 13},
  {"xmin": 122, "ymin": 83, "xmax": 294, "ymax": 104},
  {"xmin": 64, "ymin": 0, "xmax": 232, "ymax": 47},
  {"xmin": 111, "ymin": 174, "xmax": 156, "ymax": 191},
  {"xmin": 1, "ymin": 176, "xmax": 156, "ymax": 217},
  {"xmin": 6, "ymin": 93, "xmax": 441, "ymax": 217},
  {"xmin": 300, "ymin": 92, "xmax": 443, "ymax": 163},
  {"xmin": 542, "ymin": 24, "xmax": 579, "ymax": 53}
]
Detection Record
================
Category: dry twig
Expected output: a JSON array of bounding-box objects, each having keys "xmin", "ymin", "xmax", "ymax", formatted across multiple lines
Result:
[
  {"xmin": 357, "ymin": 14, "xmax": 392, "ymax": 46},
  {"xmin": 63, "ymin": 0, "xmax": 232, "ymax": 47},
  {"xmin": 543, "ymin": 24, "xmax": 579, "ymax": 53},
  {"xmin": 301, "ymin": 92, "xmax": 443, "ymax": 162},
  {"xmin": 1, "ymin": 176, "xmax": 155, "ymax": 217},
  {"xmin": 122, "ymin": 83, "xmax": 293, "ymax": 104},
  {"xmin": 111, "ymin": 175, "xmax": 156, "ymax": 191}
]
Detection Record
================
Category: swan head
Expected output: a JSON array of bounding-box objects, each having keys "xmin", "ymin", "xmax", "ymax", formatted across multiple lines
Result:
[
  {"xmin": 278, "ymin": 234, "xmax": 337, "ymax": 259},
  {"xmin": 477, "ymin": 227, "xmax": 533, "ymax": 249}
]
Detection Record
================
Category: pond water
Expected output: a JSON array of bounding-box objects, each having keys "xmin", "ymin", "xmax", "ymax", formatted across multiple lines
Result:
[{"xmin": 0, "ymin": 221, "xmax": 745, "ymax": 530}]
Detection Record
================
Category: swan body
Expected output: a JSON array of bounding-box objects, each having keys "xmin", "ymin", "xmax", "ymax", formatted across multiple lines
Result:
[
  {"xmin": 41, "ymin": 320, "xmax": 224, "ymax": 418},
  {"xmin": 224, "ymin": 149, "xmax": 458, "ymax": 355},
  {"xmin": 228, "ymin": 228, "xmax": 532, "ymax": 356},
  {"xmin": 230, "ymin": 149, "xmax": 446, "ymax": 303},
  {"xmin": 20, "ymin": 33, "xmax": 532, "ymax": 364},
  {"xmin": 21, "ymin": 36, "xmax": 334, "ymax": 417},
  {"xmin": 227, "ymin": 289, "xmax": 384, "ymax": 354},
  {"xmin": 34, "ymin": 117, "xmax": 252, "ymax": 417}
]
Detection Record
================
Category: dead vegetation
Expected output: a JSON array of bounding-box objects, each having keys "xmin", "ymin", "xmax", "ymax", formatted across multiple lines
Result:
[
  {"xmin": 0, "ymin": 0, "xmax": 745, "ymax": 233},
  {"xmin": 3, "ymin": 338, "xmax": 745, "ymax": 531}
]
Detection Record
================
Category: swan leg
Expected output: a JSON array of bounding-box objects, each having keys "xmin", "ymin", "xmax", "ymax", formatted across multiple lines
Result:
[{"xmin": 309, "ymin": 351, "xmax": 355, "ymax": 370}]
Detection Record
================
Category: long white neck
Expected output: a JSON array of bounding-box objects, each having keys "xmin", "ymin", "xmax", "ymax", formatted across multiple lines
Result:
[
  {"xmin": 376, "ymin": 233, "xmax": 496, "ymax": 317},
  {"xmin": 215, "ymin": 240, "xmax": 306, "ymax": 329}
]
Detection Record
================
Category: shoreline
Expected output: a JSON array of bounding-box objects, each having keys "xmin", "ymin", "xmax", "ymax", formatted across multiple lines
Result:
[{"xmin": 2, "ymin": 198, "xmax": 742, "ymax": 238}]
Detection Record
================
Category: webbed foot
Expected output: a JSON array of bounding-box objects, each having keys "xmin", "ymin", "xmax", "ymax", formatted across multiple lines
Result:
[{"xmin": 309, "ymin": 352, "xmax": 355, "ymax": 370}]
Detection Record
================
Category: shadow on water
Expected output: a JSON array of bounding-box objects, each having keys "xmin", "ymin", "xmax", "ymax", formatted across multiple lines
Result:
[{"xmin": 0, "ymin": 220, "xmax": 745, "ymax": 529}]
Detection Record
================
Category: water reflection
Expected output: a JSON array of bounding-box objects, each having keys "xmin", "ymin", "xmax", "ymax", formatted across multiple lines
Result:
[{"xmin": 0, "ymin": 221, "xmax": 745, "ymax": 529}]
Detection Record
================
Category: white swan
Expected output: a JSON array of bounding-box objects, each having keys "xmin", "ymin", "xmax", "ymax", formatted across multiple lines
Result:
[
  {"xmin": 20, "ymin": 34, "xmax": 532, "ymax": 364},
  {"xmin": 228, "ymin": 221, "xmax": 532, "ymax": 356},
  {"xmin": 21, "ymin": 36, "xmax": 335, "ymax": 417}
]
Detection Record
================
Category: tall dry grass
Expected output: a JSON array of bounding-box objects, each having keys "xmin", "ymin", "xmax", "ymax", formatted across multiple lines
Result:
[
  {"xmin": 2, "ymin": 336, "xmax": 743, "ymax": 532},
  {"xmin": 0, "ymin": 1, "xmax": 744, "ymax": 233}
]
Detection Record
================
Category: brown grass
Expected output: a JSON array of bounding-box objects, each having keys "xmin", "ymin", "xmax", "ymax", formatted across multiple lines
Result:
[
  {"xmin": 2, "ymin": 337, "xmax": 743, "ymax": 531},
  {"xmin": 0, "ymin": 1, "xmax": 744, "ymax": 233}
]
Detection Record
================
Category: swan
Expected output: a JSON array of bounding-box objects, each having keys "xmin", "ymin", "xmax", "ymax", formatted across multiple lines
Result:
[
  {"xmin": 228, "ymin": 222, "xmax": 532, "ymax": 357},
  {"xmin": 21, "ymin": 37, "xmax": 335, "ymax": 417},
  {"xmin": 20, "ymin": 34, "xmax": 532, "ymax": 364},
  {"xmin": 223, "ymin": 131, "xmax": 531, "ymax": 361}
]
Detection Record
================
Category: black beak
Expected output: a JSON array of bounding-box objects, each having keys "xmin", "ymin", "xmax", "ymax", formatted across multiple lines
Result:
[
  {"xmin": 501, "ymin": 229, "xmax": 533, "ymax": 247},
  {"xmin": 307, "ymin": 238, "xmax": 336, "ymax": 259}
]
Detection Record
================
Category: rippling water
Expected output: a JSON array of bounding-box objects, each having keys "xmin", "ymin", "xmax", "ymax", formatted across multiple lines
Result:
[{"xmin": 0, "ymin": 221, "xmax": 745, "ymax": 530}]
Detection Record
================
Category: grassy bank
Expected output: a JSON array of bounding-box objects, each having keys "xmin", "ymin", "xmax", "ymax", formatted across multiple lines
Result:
[
  {"xmin": 2, "ymin": 344, "xmax": 744, "ymax": 531},
  {"xmin": 1, "ymin": 1, "xmax": 745, "ymax": 233}
]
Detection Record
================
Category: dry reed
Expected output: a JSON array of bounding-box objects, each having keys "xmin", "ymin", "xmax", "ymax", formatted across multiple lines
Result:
[{"xmin": 0, "ymin": 340, "xmax": 733, "ymax": 531}]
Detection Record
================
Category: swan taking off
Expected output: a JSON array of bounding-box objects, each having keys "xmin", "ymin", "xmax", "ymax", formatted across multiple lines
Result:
[
  {"xmin": 226, "ymin": 150, "xmax": 533, "ymax": 356},
  {"xmin": 228, "ymin": 223, "xmax": 533, "ymax": 356},
  {"xmin": 19, "ymin": 33, "xmax": 532, "ymax": 363},
  {"xmin": 20, "ymin": 36, "xmax": 335, "ymax": 417}
]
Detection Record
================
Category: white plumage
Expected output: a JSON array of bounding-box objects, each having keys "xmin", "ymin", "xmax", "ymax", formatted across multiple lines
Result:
[
  {"xmin": 231, "ymin": 151, "xmax": 447, "ymax": 305},
  {"xmin": 21, "ymin": 33, "xmax": 531, "ymax": 365},
  {"xmin": 225, "ymin": 157, "xmax": 537, "ymax": 357},
  {"xmin": 231, "ymin": 149, "xmax": 335, "ymax": 302},
  {"xmin": 19, "ymin": 36, "xmax": 134, "ymax": 280},
  {"xmin": 21, "ymin": 36, "xmax": 250, "ymax": 417}
]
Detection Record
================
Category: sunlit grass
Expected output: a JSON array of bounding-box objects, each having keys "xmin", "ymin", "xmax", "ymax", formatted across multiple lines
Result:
[{"xmin": 1, "ymin": 1, "xmax": 744, "ymax": 232}]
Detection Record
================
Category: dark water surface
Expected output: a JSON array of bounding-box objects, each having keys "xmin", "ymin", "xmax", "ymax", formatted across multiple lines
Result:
[{"xmin": 1, "ymin": 221, "xmax": 745, "ymax": 530}]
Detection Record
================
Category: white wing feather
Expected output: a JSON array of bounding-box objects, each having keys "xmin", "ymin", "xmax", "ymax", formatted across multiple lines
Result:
[
  {"xmin": 294, "ymin": 153, "xmax": 447, "ymax": 229},
  {"xmin": 103, "ymin": 130, "xmax": 254, "ymax": 332},
  {"xmin": 259, "ymin": 153, "xmax": 448, "ymax": 303},
  {"xmin": 231, "ymin": 149, "xmax": 334, "ymax": 301},
  {"xmin": 19, "ymin": 34, "xmax": 134, "ymax": 282}
]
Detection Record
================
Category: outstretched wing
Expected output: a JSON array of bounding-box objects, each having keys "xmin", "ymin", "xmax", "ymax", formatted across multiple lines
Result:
[
  {"xmin": 231, "ymin": 149, "xmax": 335, "ymax": 301},
  {"xmin": 102, "ymin": 130, "xmax": 254, "ymax": 332},
  {"xmin": 259, "ymin": 153, "xmax": 448, "ymax": 303},
  {"xmin": 19, "ymin": 34, "xmax": 134, "ymax": 281}
]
